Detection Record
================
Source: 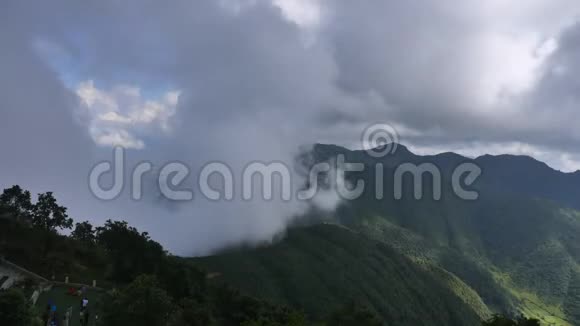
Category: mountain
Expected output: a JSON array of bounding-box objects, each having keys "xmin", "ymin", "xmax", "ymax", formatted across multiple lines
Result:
[
  {"xmin": 196, "ymin": 224, "xmax": 484, "ymax": 325},
  {"xmin": 474, "ymin": 154, "xmax": 580, "ymax": 210},
  {"xmin": 195, "ymin": 143, "xmax": 580, "ymax": 326}
]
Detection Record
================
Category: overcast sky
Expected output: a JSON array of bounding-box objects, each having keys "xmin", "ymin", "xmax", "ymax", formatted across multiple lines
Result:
[{"xmin": 2, "ymin": 0, "xmax": 580, "ymax": 255}]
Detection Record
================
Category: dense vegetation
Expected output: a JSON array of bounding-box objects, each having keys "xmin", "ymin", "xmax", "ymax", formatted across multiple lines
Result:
[
  {"xmin": 189, "ymin": 144, "xmax": 580, "ymax": 325},
  {"xmin": 0, "ymin": 288, "xmax": 36, "ymax": 326},
  {"xmin": 3, "ymin": 137, "xmax": 579, "ymax": 326},
  {"xmin": 0, "ymin": 185, "xmax": 398, "ymax": 325},
  {"xmin": 482, "ymin": 315, "xmax": 541, "ymax": 325},
  {"xmin": 196, "ymin": 224, "xmax": 482, "ymax": 325},
  {"xmin": 301, "ymin": 144, "xmax": 580, "ymax": 325}
]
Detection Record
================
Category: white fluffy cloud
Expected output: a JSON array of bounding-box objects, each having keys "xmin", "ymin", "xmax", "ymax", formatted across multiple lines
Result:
[
  {"xmin": 273, "ymin": 0, "xmax": 322, "ymax": 27},
  {"xmin": 76, "ymin": 80, "xmax": 179, "ymax": 149}
]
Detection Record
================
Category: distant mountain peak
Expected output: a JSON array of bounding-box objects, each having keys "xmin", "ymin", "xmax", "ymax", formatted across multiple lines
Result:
[
  {"xmin": 313, "ymin": 142, "xmax": 412, "ymax": 157},
  {"xmin": 475, "ymin": 153, "xmax": 552, "ymax": 171}
]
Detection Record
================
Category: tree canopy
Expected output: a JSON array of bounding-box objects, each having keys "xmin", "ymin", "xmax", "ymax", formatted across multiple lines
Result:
[
  {"xmin": 482, "ymin": 314, "xmax": 541, "ymax": 326},
  {"xmin": 0, "ymin": 185, "xmax": 33, "ymax": 221},
  {"xmin": 0, "ymin": 288, "xmax": 35, "ymax": 326},
  {"xmin": 0, "ymin": 186, "xmax": 72, "ymax": 231},
  {"xmin": 71, "ymin": 220, "xmax": 96, "ymax": 243},
  {"xmin": 32, "ymin": 192, "xmax": 72, "ymax": 231}
]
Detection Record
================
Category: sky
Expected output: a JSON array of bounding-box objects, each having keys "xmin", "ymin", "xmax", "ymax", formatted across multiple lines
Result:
[{"xmin": 2, "ymin": 0, "xmax": 580, "ymax": 255}]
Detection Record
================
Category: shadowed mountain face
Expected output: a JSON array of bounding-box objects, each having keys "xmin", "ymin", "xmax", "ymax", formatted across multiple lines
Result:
[
  {"xmin": 197, "ymin": 224, "xmax": 484, "ymax": 326},
  {"xmin": 474, "ymin": 154, "xmax": 580, "ymax": 210},
  {"xmin": 309, "ymin": 143, "xmax": 580, "ymax": 210},
  {"xmin": 196, "ymin": 144, "xmax": 580, "ymax": 325}
]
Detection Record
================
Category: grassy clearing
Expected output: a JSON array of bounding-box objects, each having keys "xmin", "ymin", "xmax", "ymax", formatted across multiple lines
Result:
[{"xmin": 491, "ymin": 269, "xmax": 571, "ymax": 326}]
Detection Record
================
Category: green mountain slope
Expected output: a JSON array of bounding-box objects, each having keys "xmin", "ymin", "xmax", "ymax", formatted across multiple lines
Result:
[
  {"xmin": 191, "ymin": 143, "xmax": 580, "ymax": 325},
  {"xmin": 306, "ymin": 143, "xmax": 580, "ymax": 325},
  {"xmin": 195, "ymin": 224, "xmax": 485, "ymax": 326}
]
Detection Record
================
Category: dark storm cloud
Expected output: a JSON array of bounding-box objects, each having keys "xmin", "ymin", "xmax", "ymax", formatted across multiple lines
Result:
[
  {"xmin": 3, "ymin": 0, "xmax": 580, "ymax": 254},
  {"xmin": 0, "ymin": 0, "xmax": 350, "ymax": 255}
]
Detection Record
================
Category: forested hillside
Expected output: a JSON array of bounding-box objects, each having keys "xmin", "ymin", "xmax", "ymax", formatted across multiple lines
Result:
[
  {"xmin": 196, "ymin": 224, "xmax": 484, "ymax": 325},
  {"xmin": 310, "ymin": 144, "xmax": 580, "ymax": 325},
  {"xmin": 0, "ymin": 185, "xmax": 500, "ymax": 326},
  {"xmin": 4, "ymin": 139, "xmax": 578, "ymax": 326},
  {"xmin": 194, "ymin": 144, "xmax": 580, "ymax": 325}
]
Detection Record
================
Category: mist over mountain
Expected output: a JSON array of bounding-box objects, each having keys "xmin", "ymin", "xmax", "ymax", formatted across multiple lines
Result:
[
  {"xmin": 4, "ymin": 0, "xmax": 580, "ymax": 257},
  {"xmin": 4, "ymin": 1, "xmax": 580, "ymax": 324},
  {"xmin": 195, "ymin": 143, "xmax": 580, "ymax": 325}
]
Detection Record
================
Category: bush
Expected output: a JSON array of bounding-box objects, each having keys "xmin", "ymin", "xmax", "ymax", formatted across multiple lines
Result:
[{"xmin": 0, "ymin": 288, "xmax": 35, "ymax": 326}]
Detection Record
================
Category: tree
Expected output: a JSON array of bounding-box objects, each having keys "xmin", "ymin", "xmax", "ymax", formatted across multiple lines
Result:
[
  {"xmin": 516, "ymin": 316, "xmax": 541, "ymax": 326},
  {"xmin": 482, "ymin": 314, "xmax": 541, "ymax": 326},
  {"xmin": 0, "ymin": 288, "xmax": 35, "ymax": 326},
  {"xmin": 71, "ymin": 221, "xmax": 96, "ymax": 243},
  {"xmin": 156, "ymin": 255, "xmax": 208, "ymax": 301},
  {"xmin": 326, "ymin": 302, "xmax": 382, "ymax": 326},
  {"xmin": 0, "ymin": 185, "xmax": 33, "ymax": 222},
  {"xmin": 96, "ymin": 220, "xmax": 166, "ymax": 282},
  {"xmin": 240, "ymin": 310, "xmax": 309, "ymax": 326},
  {"xmin": 100, "ymin": 275, "xmax": 173, "ymax": 326},
  {"xmin": 32, "ymin": 192, "xmax": 73, "ymax": 231},
  {"xmin": 169, "ymin": 298, "xmax": 213, "ymax": 326}
]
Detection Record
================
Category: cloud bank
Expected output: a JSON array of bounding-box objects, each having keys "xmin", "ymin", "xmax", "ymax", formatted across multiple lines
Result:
[{"xmin": 2, "ymin": 0, "xmax": 580, "ymax": 254}]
